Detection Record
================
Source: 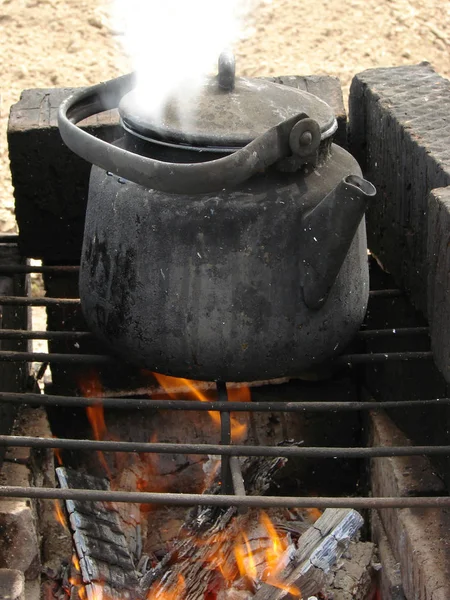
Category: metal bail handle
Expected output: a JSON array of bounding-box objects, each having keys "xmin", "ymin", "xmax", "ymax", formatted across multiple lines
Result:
[{"xmin": 58, "ymin": 74, "xmax": 321, "ymax": 195}]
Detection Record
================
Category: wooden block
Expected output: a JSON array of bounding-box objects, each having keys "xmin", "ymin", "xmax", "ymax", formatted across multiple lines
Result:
[
  {"xmin": 8, "ymin": 88, "xmax": 121, "ymax": 261},
  {"xmin": 349, "ymin": 63, "xmax": 450, "ymax": 315},
  {"xmin": 370, "ymin": 410, "xmax": 450, "ymax": 600},
  {"xmin": 427, "ymin": 187, "xmax": 450, "ymax": 383}
]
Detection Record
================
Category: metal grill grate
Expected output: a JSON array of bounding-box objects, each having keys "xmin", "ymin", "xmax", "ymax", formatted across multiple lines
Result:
[{"xmin": 0, "ymin": 236, "xmax": 448, "ymax": 509}]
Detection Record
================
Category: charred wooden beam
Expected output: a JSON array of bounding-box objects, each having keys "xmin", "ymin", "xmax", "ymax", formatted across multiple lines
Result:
[{"xmin": 56, "ymin": 467, "xmax": 140, "ymax": 599}]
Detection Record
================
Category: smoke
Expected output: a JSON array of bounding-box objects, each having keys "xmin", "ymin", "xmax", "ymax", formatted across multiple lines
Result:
[{"xmin": 113, "ymin": 0, "xmax": 261, "ymax": 125}]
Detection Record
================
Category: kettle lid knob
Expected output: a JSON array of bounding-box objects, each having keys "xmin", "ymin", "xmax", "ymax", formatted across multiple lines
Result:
[{"xmin": 218, "ymin": 50, "xmax": 236, "ymax": 91}]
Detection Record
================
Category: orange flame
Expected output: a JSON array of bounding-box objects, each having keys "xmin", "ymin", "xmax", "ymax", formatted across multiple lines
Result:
[
  {"xmin": 227, "ymin": 386, "xmax": 251, "ymax": 403},
  {"xmin": 259, "ymin": 512, "xmax": 301, "ymax": 597},
  {"xmin": 152, "ymin": 373, "xmax": 248, "ymax": 442},
  {"xmin": 78, "ymin": 370, "xmax": 111, "ymax": 477},
  {"xmin": 260, "ymin": 512, "xmax": 286, "ymax": 566},
  {"xmin": 68, "ymin": 554, "xmax": 84, "ymax": 590},
  {"xmin": 69, "ymin": 576, "xmax": 82, "ymax": 589},
  {"xmin": 147, "ymin": 574, "xmax": 186, "ymax": 600},
  {"xmin": 53, "ymin": 445, "xmax": 63, "ymax": 466},
  {"xmin": 86, "ymin": 404, "xmax": 107, "ymax": 441},
  {"xmin": 72, "ymin": 554, "xmax": 80, "ymax": 572},
  {"xmin": 54, "ymin": 500, "xmax": 68, "ymax": 531},
  {"xmin": 137, "ymin": 513, "xmax": 304, "ymax": 596},
  {"xmin": 234, "ymin": 533, "xmax": 258, "ymax": 583}
]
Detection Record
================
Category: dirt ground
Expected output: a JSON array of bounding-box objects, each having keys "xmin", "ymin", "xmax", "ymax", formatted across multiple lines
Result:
[{"xmin": 1, "ymin": 0, "xmax": 449, "ymax": 234}]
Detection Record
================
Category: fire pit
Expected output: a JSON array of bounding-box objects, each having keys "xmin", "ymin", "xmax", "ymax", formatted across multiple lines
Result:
[
  {"xmin": 0, "ymin": 251, "xmax": 438, "ymax": 600},
  {"xmin": 1, "ymin": 63, "xmax": 450, "ymax": 600}
]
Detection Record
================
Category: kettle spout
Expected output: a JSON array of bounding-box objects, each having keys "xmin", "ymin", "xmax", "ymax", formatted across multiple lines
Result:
[{"xmin": 301, "ymin": 174, "xmax": 376, "ymax": 309}]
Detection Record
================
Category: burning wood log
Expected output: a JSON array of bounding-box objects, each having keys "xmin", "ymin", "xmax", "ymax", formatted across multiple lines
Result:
[
  {"xmin": 56, "ymin": 467, "xmax": 140, "ymax": 600},
  {"xmin": 140, "ymin": 466, "xmax": 364, "ymax": 600},
  {"xmin": 139, "ymin": 453, "xmax": 292, "ymax": 595},
  {"xmin": 54, "ymin": 412, "xmax": 366, "ymax": 600},
  {"xmin": 55, "ymin": 450, "xmax": 296, "ymax": 600},
  {"xmin": 252, "ymin": 508, "xmax": 364, "ymax": 599},
  {"xmin": 141, "ymin": 507, "xmax": 364, "ymax": 599}
]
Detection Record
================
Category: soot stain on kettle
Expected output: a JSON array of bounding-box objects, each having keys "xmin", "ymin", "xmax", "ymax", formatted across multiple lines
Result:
[
  {"xmin": 84, "ymin": 223, "xmax": 139, "ymax": 343},
  {"xmin": 107, "ymin": 246, "xmax": 138, "ymax": 335}
]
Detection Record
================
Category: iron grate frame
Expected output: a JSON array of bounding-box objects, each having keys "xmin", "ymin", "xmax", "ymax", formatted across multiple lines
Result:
[{"xmin": 0, "ymin": 249, "xmax": 449, "ymax": 509}]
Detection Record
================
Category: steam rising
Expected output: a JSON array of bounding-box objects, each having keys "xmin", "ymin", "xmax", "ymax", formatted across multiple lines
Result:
[{"xmin": 113, "ymin": 0, "xmax": 260, "ymax": 123}]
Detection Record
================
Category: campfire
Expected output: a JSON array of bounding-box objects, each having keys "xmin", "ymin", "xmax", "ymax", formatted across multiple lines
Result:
[{"xmin": 45, "ymin": 373, "xmax": 368, "ymax": 600}]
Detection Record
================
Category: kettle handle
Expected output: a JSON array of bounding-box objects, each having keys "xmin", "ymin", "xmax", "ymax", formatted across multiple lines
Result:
[{"xmin": 58, "ymin": 74, "xmax": 319, "ymax": 195}]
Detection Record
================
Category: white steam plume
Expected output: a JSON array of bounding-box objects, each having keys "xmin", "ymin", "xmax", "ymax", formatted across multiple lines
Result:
[{"xmin": 113, "ymin": 0, "xmax": 260, "ymax": 125}]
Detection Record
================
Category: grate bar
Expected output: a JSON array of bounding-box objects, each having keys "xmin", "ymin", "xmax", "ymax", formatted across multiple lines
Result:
[
  {"xmin": 0, "ymin": 234, "xmax": 19, "ymax": 244},
  {"xmin": 0, "ymin": 485, "xmax": 449, "ymax": 508},
  {"xmin": 0, "ymin": 265, "xmax": 79, "ymax": 274},
  {"xmin": 368, "ymin": 289, "xmax": 403, "ymax": 298},
  {"xmin": 0, "ymin": 296, "xmax": 79, "ymax": 306},
  {"xmin": 338, "ymin": 351, "xmax": 433, "ymax": 363},
  {"xmin": 0, "ymin": 329, "xmax": 93, "ymax": 340},
  {"xmin": 358, "ymin": 326, "xmax": 429, "ymax": 338},
  {"xmin": 0, "ymin": 391, "xmax": 447, "ymax": 412},
  {"xmin": 0, "ymin": 327, "xmax": 429, "ymax": 341},
  {"xmin": 0, "ymin": 351, "xmax": 113, "ymax": 364},
  {"xmin": 0, "ymin": 350, "xmax": 434, "ymax": 365},
  {"xmin": 217, "ymin": 381, "xmax": 233, "ymax": 495},
  {"xmin": 0, "ymin": 289, "xmax": 403, "ymax": 305},
  {"xmin": 230, "ymin": 457, "xmax": 246, "ymax": 497},
  {"xmin": 1, "ymin": 435, "xmax": 449, "ymax": 459}
]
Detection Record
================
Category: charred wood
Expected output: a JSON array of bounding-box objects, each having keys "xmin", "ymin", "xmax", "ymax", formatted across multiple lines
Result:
[
  {"xmin": 243, "ymin": 509, "xmax": 364, "ymax": 600},
  {"xmin": 56, "ymin": 467, "xmax": 139, "ymax": 599}
]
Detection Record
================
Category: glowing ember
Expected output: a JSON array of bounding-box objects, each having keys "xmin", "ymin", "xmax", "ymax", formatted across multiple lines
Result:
[
  {"xmin": 53, "ymin": 500, "xmax": 68, "ymax": 531},
  {"xmin": 147, "ymin": 574, "xmax": 186, "ymax": 600},
  {"xmin": 68, "ymin": 575, "xmax": 82, "ymax": 589},
  {"xmin": 211, "ymin": 546, "xmax": 236, "ymax": 583},
  {"xmin": 201, "ymin": 457, "xmax": 222, "ymax": 493},
  {"xmin": 90, "ymin": 583, "xmax": 109, "ymax": 600},
  {"xmin": 305, "ymin": 507, "xmax": 323, "ymax": 523},
  {"xmin": 152, "ymin": 372, "xmax": 248, "ymax": 441}
]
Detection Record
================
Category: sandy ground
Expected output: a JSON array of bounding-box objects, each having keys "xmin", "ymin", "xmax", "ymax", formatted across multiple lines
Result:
[{"xmin": 1, "ymin": 0, "xmax": 449, "ymax": 234}]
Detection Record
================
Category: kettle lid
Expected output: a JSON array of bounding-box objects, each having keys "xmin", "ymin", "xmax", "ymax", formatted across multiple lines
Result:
[{"xmin": 118, "ymin": 54, "xmax": 337, "ymax": 152}]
